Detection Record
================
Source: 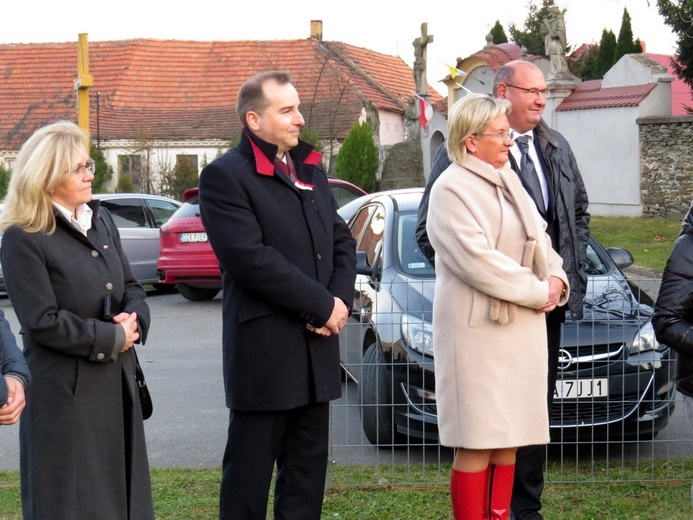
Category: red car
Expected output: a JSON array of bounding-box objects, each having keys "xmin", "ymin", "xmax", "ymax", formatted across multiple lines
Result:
[{"xmin": 157, "ymin": 178, "xmax": 367, "ymax": 301}]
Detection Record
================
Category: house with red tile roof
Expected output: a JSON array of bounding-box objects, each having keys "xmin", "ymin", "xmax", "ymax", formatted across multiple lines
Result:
[{"xmin": 0, "ymin": 23, "xmax": 443, "ymax": 191}]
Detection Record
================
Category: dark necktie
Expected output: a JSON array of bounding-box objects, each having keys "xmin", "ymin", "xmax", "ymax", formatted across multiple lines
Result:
[
  {"xmin": 514, "ymin": 136, "xmax": 545, "ymax": 215},
  {"xmin": 275, "ymin": 157, "xmax": 297, "ymax": 183}
]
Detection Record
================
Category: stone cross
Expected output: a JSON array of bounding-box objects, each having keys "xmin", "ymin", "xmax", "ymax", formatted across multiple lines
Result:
[{"xmin": 412, "ymin": 23, "xmax": 434, "ymax": 97}]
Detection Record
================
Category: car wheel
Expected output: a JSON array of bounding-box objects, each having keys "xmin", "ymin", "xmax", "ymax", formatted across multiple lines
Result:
[
  {"xmin": 176, "ymin": 283, "xmax": 220, "ymax": 301},
  {"xmin": 361, "ymin": 342, "xmax": 406, "ymax": 447}
]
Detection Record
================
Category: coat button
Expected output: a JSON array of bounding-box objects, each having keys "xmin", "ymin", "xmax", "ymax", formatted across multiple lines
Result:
[
  {"xmin": 316, "ymin": 253, "xmax": 322, "ymax": 260},
  {"xmin": 106, "ymin": 283, "xmax": 113, "ymax": 291},
  {"xmin": 97, "ymin": 353, "xmax": 105, "ymax": 361},
  {"xmin": 91, "ymin": 250, "xmax": 99, "ymax": 258}
]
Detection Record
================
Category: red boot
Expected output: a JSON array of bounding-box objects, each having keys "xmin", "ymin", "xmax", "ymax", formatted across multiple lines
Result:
[
  {"xmin": 450, "ymin": 467, "xmax": 489, "ymax": 520},
  {"xmin": 487, "ymin": 463, "xmax": 515, "ymax": 520}
]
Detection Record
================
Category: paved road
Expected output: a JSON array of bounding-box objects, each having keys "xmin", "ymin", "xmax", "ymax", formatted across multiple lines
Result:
[{"xmin": 1, "ymin": 273, "xmax": 692, "ymax": 474}]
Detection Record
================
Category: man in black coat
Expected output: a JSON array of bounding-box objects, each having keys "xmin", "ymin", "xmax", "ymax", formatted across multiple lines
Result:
[
  {"xmin": 416, "ymin": 60, "xmax": 590, "ymax": 519},
  {"xmin": 199, "ymin": 71, "xmax": 357, "ymax": 520}
]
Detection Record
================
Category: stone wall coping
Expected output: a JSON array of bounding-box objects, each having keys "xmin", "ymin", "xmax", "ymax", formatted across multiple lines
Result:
[{"xmin": 638, "ymin": 115, "xmax": 693, "ymax": 125}]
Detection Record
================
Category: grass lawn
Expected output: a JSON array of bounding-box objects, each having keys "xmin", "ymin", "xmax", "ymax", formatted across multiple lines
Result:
[
  {"xmin": 590, "ymin": 215, "xmax": 682, "ymax": 273},
  {"xmin": 1, "ymin": 461, "xmax": 692, "ymax": 519}
]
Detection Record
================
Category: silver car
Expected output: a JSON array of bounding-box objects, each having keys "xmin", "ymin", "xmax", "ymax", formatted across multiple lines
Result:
[{"xmin": 0, "ymin": 193, "xmax": 181, "ymax": 292}]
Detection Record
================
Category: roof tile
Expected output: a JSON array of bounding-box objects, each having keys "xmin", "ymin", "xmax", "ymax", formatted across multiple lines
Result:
[{"xmin": 0, "ymin": 38, "xmax": 443, "ymax": 149}]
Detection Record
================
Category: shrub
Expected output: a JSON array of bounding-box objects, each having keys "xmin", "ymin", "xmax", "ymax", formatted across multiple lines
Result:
[{"xmin": 335, "ymin": 121, "xmax": 378, "ymax": 193}]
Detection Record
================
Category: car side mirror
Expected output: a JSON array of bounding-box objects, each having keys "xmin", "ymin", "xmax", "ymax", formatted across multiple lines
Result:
[
  {"xmin": 606, "ymin": 247, "xmax": 634, "ymax": 269},
  {"xmin": 356, "ymin": 251, "xmax": 372, "ymax": 275}
]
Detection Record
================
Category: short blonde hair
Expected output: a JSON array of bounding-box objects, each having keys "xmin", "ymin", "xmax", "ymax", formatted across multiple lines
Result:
[
  {"xmin": 0, "ymin": 121, "xmax": 89, "ymax": 234},
  {"xmin": 446, "ymin": 94, "xmax": 512, "ymax": 165}
]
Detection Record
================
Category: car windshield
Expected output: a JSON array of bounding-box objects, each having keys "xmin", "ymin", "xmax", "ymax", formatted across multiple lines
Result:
[
  {"xmin": 171, "ymin": 199, "xmax": 200, "ymax": 219},
  {"xmin": 396, "ymin": 212, "xmax": 435, "ymax": 278},
  {"xmin": 394, "ymin": 210, "xmax": 609, "ymax": 280}
]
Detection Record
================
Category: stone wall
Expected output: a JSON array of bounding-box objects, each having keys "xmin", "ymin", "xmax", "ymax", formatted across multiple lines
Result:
[
  {"xmin": 640, "ymin": 115, "xmax": 693, "ymax": 218},
  {"xmin": 377, "ymin": 140, "xmax": 426, "ymax": 191}
]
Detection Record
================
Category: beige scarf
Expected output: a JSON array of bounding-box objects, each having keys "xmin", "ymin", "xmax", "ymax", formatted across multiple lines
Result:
[{"xmin": 489, "ymin": 168, "xmax": 549, "ymax": 325}]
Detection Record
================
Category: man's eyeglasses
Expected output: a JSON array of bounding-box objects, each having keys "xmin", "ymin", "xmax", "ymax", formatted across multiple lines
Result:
[
  {"xmin": 474, "ymin": 130, "xmax": 513, "ymax": 143},
  {"xmin": 505, "ymin": 84, "xmax": 548, "ymax": 97},
  {"xmin": 72, "ymin": 159, "xmax": 96, "ymax": 175}
]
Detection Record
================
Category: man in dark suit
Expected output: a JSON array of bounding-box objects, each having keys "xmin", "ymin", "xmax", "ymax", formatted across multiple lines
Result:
[
  {"xmin": 199, "ymin": 71, "xmax": 357, "ymax": 520},
  {"xmin": 416, "ymin": 60, "xmax": 590, "ymax": 519}
]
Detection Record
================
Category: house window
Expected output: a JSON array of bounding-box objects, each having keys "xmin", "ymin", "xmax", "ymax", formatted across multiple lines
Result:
[
  {"xmin": 118, "ymin": 154, "xmax": 143, "ymax": 189},
  {"xmin": 175, "ymin": 154, "xmax": 198, "ymax": 172},
  {"xmin": 118, "ymin": 154, "xmax": 142, "ymax": 176}
]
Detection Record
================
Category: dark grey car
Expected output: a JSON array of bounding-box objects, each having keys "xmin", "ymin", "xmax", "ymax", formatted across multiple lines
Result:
[{"xmin": 338, "ymin": 188, "xmax": 676, "ymax": 446}]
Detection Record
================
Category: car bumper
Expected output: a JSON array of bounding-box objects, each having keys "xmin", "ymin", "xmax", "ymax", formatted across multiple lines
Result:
[
  {"xmin": 157, "ymin": 256, "xmax": 221, "ymax": 286},
  {"xmin": 385, "ymin": 347, "xmax": 676, "ymax": 444}
]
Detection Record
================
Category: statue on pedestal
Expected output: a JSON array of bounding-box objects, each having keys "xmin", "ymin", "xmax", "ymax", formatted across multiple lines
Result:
[{"xmin": 541, "ymin": 6, "xmax": 571, "ymax": 80}]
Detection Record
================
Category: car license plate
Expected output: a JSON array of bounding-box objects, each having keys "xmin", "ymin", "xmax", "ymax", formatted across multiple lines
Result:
[
  {"xmin": 554, "ymin": 378, "xmax": 608, "ymax": 399},
  {"xmin": 180, "ymin": 232, "xmax": 208, "ymax": 243}
]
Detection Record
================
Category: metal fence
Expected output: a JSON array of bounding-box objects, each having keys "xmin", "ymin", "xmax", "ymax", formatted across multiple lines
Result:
[{"xmin": 327, "ymin": 274, "xmax": 693, "ymax": 487}]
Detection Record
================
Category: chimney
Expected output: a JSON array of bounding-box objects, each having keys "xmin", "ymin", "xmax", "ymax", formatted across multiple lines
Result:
[{"xmin": 310, "ymin": 20, "xmax": 323, "ymax": 41}]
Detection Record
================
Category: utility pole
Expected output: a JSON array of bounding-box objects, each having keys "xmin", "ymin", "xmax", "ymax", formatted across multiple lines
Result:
[{"xmin": 75, "ymin": 33, "xmax": 93, "ymax": 136}]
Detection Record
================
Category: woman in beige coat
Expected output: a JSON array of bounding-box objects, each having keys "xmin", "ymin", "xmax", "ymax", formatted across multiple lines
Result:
[{"xmin": 427, "ymin": 94, "xmax": 569, "ymax": 520}]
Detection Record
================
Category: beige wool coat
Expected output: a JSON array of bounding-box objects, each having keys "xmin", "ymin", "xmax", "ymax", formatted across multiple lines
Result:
[{"xmin": 427, "ymin": 155, "xmax": 569, "ymax": 449}]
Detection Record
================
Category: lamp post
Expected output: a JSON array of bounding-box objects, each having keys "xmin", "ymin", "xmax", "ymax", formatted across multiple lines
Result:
[{"xmin": 96, "ymin": 91, "xmax": 101, "ymax": 151}]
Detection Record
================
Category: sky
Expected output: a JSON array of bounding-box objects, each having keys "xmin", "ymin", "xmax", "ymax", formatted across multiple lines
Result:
[{"xmin": 1, "ymin": 0, "xmax": 678, "ymax": 96}]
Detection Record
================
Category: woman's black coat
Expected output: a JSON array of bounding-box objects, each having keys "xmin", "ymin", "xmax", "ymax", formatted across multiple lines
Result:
[
  {"xmin": 0, "ymin": 202, "xmax": 153, "ymax": 520},
  {"xmin": 653, "ymin": 205, "xmax": 693, "ymax": 397}
]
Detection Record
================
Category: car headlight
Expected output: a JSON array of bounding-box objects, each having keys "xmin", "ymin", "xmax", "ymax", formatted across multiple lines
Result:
[
  {"xmin": 629, "ymin": 320, "xmax": 666, "ymax": 354},
  {"xmin": 401, "ymin": 314, "xmax": 434, "ymax": 357}
]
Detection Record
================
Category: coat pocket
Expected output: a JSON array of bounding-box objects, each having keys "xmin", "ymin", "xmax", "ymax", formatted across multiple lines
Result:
[
  {"xmin": 466, "ymin": 288, "xmax": 484, "ymax": 328},
  {"xmin": 237, "ymin": 300, "xmax": 278, "ymax": 323}
]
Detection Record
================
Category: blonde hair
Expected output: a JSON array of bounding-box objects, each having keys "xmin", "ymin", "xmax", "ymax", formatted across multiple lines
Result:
[
  {"xmin": 0, "ymin": 121, "xmax": 90, "ymax": 234},
  {"xmin": 446, "ymin": 94, "xmax": 512, "ymax": 165}
]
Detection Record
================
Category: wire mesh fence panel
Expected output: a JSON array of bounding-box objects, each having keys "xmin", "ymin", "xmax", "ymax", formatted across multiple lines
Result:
[{"xmin": 328, "ymin": 274, "xmax": 691, "ymax": 487}]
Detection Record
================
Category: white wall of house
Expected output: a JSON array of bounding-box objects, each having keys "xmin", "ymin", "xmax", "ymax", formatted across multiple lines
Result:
[
  {"xmin": 100, "ymin": 140, "xmax": 228, "ymax": 194},
  {"xmin": 379, "ymin": 111, "xmax": 405, "ymax": 146},
  {"xmin": 553, "ymin": 55, "xmax": 674, "ymax": 217},
  {"xmin": 557, "ymin": 105, "xmax": 643, "ymax": 216}
]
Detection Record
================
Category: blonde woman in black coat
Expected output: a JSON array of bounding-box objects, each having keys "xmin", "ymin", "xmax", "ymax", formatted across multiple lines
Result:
[{"xmin": 0, "ymin": 121, "xmax": 153, "ymax": 519}]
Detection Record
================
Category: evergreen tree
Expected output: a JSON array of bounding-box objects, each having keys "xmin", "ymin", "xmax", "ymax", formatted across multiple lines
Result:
[
  {"xmin": 116, "ymin": 173, "xmax": 137, "ymax": 193},
  {"xmin": 657, "ymin": 0, "xmax": 693, "ymax": 94},
  {"xmin": 161, "ymin": 161, "xmax": 199, "ymax": 201},
  {"xmin": 335, "ymin": 121, "xmax": 378, "ymax": 193},
  {"xmin": 90, "ymin": 142, "xmax": 114, "ymax": 193},
  {"xmin": 595, "ymin": 29, "xmax": 617, "ymax": 78},
  {"xmin": 509, "ymin": 0, "xmax": 564, "ymax": 56},
  {"xmin": 299, "ymin": 125, "xmax": 324, "ymax": 152},
  {"xmin": 0, "ymin": 164, "xmax": 11, "ymax": 201},
  {"xmin": 490, "ymin": 20, "xmax": 509, "ymax": 44},
  {"xmin": 570, "ymin": 44, "xmax": 601, "ymax": 80},
  {"xmin": 614, "ymin": 8, "xmax": 641, "ymax": 64}
]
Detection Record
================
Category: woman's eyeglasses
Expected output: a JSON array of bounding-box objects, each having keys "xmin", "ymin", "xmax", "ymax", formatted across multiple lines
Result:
[
  {"xmin": 473, "ymin": 131, "xmax": 513, "ymax": 143},
  {"xmin": 72, "ymin": 159, "xmax": 96, "ymax": 175}
]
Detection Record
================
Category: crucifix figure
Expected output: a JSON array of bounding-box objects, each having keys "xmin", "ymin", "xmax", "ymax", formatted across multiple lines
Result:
[{"xmin": 412, "ymin": 23, "xmax": 434, "ymax": 97}]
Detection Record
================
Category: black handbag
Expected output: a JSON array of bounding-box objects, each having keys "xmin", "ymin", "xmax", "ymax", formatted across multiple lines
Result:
[{"xmin": 133, "ymin": 348, "xmax": 153, "ymax": 420}]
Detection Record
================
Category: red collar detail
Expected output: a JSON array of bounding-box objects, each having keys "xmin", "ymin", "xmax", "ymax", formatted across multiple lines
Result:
[
  {"xmin": 248, "ymin": 135, "xmax": 323, "ymax": 175},
  {"xmin": 249, "ymin": 137, "xmax": 276, "ymax": 176},
  {"xmin": 305, "ymin": 150, "xmax": 322, "ymax": 166}
]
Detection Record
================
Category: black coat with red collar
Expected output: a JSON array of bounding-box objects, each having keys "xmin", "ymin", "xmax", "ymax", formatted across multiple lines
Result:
[{"xmin": 199, "ymin": 130, "xmax": 357, "ymax": 411}]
